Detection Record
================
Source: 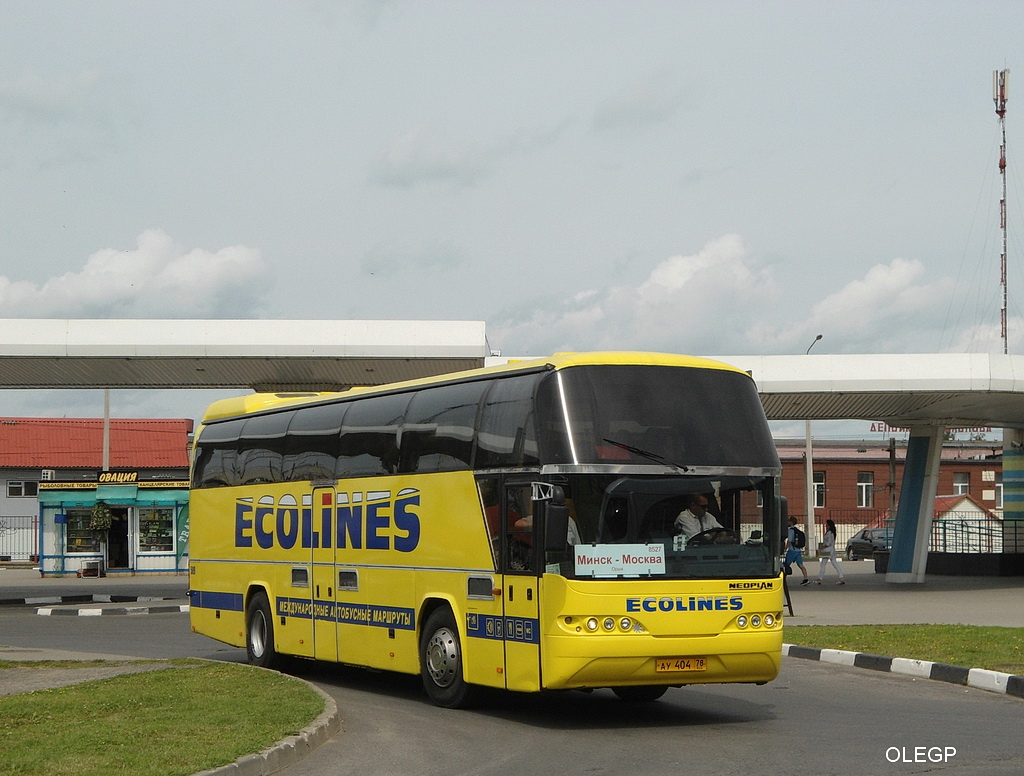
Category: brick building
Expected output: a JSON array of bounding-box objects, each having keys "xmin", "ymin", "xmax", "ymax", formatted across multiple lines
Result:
[{"xmin": 776, "ymin": 437, "xmax": 1002, "ymax": 549}]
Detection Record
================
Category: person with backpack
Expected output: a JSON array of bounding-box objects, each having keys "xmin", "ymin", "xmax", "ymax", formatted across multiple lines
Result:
[{"xmin": 785, "ymin": 516, "xmax": 809, "ymax": 585}]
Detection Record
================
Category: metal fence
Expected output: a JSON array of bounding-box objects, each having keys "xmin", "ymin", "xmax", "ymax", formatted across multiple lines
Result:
[
  {"xmin": 794, "ymin": 509, "xmax": 1005, "ymax": 554},
  {"xmin": 0, "ymin": 515, "xmax": 38, "ymax": 561},
  {"xmin": 929, "ymin": 513, "xmax": 1003, "ymax": 553}
]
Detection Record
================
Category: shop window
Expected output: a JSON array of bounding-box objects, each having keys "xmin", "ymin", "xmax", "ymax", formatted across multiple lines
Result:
[
  {"xmin": 7, "ymin": 481, "xmax": 38, "ymax": 497},
  {"xmin": 139, "ymin": 508, "xmax": 174, "ymax": 552},
  {"xmin": 66, "ymin": 509, "xmax": 101, "ymax": 554}
]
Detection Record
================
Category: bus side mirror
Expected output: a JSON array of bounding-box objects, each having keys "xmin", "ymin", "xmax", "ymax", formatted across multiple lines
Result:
[{"xmin": 543, "ymin": 486, "xmax": 569, "ymax": 553}]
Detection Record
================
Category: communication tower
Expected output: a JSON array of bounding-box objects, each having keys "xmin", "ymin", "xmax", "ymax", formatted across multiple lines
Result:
[{"xmin": 994, "ymin": 69, "xmax": 1010, "ymax": 354}]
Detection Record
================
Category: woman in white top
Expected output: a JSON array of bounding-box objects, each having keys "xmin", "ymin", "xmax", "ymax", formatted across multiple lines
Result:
[{"xmin": 816, "ymin": 518, "xmax": 846, "ymax": 585}]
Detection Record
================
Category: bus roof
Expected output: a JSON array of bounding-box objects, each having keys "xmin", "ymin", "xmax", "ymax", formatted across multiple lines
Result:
[{"xmin": 199, "ymin": 351, "xmax": 749, "ymax": 423}]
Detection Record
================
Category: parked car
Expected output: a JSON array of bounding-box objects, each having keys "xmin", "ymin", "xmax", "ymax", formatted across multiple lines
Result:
[{"xmin": 845, "ymin": 528, "xmax": 892, "ymax": 560}]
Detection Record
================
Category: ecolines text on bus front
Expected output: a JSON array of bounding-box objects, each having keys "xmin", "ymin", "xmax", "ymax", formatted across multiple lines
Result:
[
  {"xmin": 626, "ymin": 595, "xmax": 743, "ymax": 613},
  {"xmin": 234, "ymin": 488, "xmax": 421, "ymax": 552}
]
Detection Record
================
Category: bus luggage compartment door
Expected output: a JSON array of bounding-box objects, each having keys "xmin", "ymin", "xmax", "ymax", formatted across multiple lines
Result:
[{"xmin": 502, "ymin": 575, "xmax": 540, "ymax": 691}]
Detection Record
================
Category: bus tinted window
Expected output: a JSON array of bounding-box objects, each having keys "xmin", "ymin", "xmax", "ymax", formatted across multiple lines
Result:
[
  {"xmin": 338, "ymin": 393, "xmax": 410, "ymax": 476},
  {"xmin": 401, "ymin": 381, "xmax": 488, "ymax": 473},
  {"xmin": 536, "ymin": 365, "xmax": 779, "ymax": 469},
  {"xmin": 237, "ymin": 411, "xmax": 292, "ymax": 484},
  {"xmin": 476, "ymin": 374, "xmax": 541, "ymax": 469},
  {"xmin": 283, "ymin": 403, "xmax": 345, "ymax": 481},
  {"xmin": 192, "ymin": 418, "xmax": 246, "ymax": 488}
]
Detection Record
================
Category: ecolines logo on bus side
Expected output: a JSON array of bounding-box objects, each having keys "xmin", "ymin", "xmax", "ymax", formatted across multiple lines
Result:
[
  {"xmin": 625, "ymin": 596, "xmax": 744, "ymax": 613},
  {"xmin": 234, "ymin": 489, "xmax": 421, "ymax": 552}
]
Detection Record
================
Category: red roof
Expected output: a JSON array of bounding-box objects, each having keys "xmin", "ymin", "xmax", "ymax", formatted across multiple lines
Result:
[
  {"xmin": 0, "ymin": 418, "xmax": 193, "ymax": 469},
  {"xmin": 932, "ymin": 493, "xmax": 996, "ymax": 518}
]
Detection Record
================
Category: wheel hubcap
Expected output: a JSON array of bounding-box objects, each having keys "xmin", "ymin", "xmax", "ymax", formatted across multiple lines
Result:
[
  {"xmin": 425, "ymin": 627, "xmax": 459, "ymax": 687},
  {"xmin": 250, "ymin": 612, "xmax": 267, "ymax": 658}
]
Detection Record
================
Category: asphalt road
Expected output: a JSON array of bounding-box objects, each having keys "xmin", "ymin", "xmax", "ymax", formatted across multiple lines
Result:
[{"xmin": 1, "ymin": 596, "xmax": 1021, "ymax": 776}]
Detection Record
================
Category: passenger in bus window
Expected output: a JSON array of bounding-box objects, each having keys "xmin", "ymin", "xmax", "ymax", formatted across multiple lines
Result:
[{"xmin": 673, "ymin": 494, "xmax": 723, "ymax": 539}]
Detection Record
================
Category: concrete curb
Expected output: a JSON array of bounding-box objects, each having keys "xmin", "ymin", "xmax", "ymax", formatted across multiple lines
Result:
[
  {"xmin": 35, "ymin": 603, "xmax": 190, "ymax": 616},
  {"xmin": 1, "ymin": 594, "xmax": 173, "ymax": 607},
  {"xmin": 192, "ymin": 678, "xmax": 341, "ymax": 776},
  {"xmin": 783, "ymin": 643, "xmax": 1024, "ymax": 699}
]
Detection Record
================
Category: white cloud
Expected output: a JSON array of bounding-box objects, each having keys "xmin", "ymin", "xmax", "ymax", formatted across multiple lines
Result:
[
  {"xmin": 0, "ymin": 229, "xmax": 268, "ymax": 318},
  {"xmin": 491, "ymin": 237, "xmax": 965, "ymax": 358},
  {"xmin": 492, "ymin": 234, "xmax": 773, "ymax": 355},
  {"xmin": 756, "ymin": 257, "xmax": 957, "ymax": 353}
]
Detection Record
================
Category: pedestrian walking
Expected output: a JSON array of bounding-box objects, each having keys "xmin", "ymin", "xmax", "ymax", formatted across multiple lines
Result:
[
  {"xmin": 785, "ymin": 516, "xmax": 809, "ymax": 585},
  {"xmin": 816, "ymin": 518, "xmax": 846, "ymax": 585}
]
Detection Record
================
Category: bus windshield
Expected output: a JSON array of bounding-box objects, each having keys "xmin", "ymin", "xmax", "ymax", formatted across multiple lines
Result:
[
  {"xmin": 532, "ymin": 472, "xmax": 780, "ymax": 581},
  {"xmin": 490, "ymin": 363, "xmax": 782, "ymax": 581}
]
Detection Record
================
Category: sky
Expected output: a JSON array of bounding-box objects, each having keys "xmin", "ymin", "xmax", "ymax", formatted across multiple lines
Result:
[{"xmin": 1, "ymin": 1, "xmax": 1022, "ymax": 439}]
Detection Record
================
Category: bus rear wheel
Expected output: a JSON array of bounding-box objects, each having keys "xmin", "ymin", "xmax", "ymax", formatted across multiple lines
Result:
[
  {"xmin": 246, "ymin": 590, "xmax": 281, "ymax": 670},
  {"xmin": 420, "ymin": 607, "xmax": 477, "ymax": 708},
  {"xmin": 612, "ymin": 685, "xmax": 668, "ymax": 702}
]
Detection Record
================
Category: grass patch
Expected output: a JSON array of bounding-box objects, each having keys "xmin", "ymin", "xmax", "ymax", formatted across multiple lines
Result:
[
  {"xmin": 0, "ymin": 661, "xmax": 325, "ymax": 776},
  {"xmin": 784, "ymin": 624, "xmax": 1024, "ymax": 674},
  {"xmin": 0, "ymin": 659, "xmax": 153, "ymax": 670}
]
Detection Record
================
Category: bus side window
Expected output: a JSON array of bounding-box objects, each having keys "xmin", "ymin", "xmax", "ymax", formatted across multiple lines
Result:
[
  {"xmin": 477, "ymin": 476, "xmax": 501, "ymax": 570},
  {"xmin": 476, "ymin": 375, "xmax": 541, "ymax": 469},
  {"xmin": 192, "ymin": 418, "xmax": 245, "ymax": 488},
  {"xmin": 237, "ymin": 411, "xmax": 291, "ymax": 484},
  {"xmin": 283, "ymin": 403, "xmax": 344, "ymax": 482},
  {"xmin": 338, "ymin": 393, "xmax": 409, "ymax": 477},
  {"xmin": 505, "ymin": 483, "xmax": 535, "ymax": 573}
]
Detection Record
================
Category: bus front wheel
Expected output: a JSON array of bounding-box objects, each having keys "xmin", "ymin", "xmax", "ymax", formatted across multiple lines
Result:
[
  {"xmin": 613, "ymin": 685, "xmax": 668, "ymax": 702},
  {"xmin": 420, "ymin": 607, "xmax": 477, "ymax": 708},
  {"xmin": 246, "ymin": 591, "xmax": 280, "ymax": 670}
]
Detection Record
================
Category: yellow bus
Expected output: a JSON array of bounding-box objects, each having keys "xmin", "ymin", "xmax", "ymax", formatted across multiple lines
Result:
[{"xmin": 188, "ymin": 352, "xmax": 784, "ymax": 707}]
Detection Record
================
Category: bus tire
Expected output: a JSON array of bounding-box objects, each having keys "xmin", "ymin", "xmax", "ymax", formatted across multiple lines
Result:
[
  {"xmin": 420, "ymin": 607, "xmax": 477, "ymax": 708},
  {"xmin": 612, "ymin": 685, "xmax": 668, "ymax": 702},
  {"xmin": 246, "ymin": 590, "xmax": 280, "ymax": 670}
]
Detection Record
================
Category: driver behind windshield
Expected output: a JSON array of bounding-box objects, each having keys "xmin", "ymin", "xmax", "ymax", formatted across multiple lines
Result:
[{"xmin": 673, "ymin": 494, "xmax": 723, "ymax": 540}]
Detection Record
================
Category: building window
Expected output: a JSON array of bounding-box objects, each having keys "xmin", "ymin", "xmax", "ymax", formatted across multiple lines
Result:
[
  {"xmin": 996, "ymin": 473, "xmax": 1003, "ymax": 510},
  {"xmin": 7, "ymin": 481, "xmax": 38, "ymax": 498},
  {"xmin": 813, "ymin": 471, "xmax": 825, "ymax": 509},
  {"xmin": 857, "ymin": 472, "xmax": 874, "ymax": 508},
  {"xmin": 952, "ymin": 472, "xmax": 970, "ymax": 495}
]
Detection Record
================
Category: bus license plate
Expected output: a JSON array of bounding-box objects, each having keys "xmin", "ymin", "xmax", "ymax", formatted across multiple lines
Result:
[{"xmin": 656, "ymin": 657, "xmax": 707, "ymax": 672}]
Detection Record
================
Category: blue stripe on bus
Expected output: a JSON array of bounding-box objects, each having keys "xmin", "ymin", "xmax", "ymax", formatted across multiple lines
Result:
[
  {"xmin": 275, "ymin": 596, "xmax": 415, "ymax": 630},
  {"xmin": 466, "ymin": 612, "xmax": 540, "ymax": 644},
  {"xmin": 189, "ymin": 590, "xmax": 245, "ymax": 612}
]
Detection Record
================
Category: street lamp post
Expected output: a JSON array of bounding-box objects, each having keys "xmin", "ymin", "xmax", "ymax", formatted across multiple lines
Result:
[{"xmin": 804, "ymin": 335, "xmax": 823, "ymax": 557}]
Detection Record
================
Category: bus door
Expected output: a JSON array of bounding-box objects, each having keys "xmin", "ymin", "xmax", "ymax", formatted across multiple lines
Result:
[
  {"xmin": 311, "ymin": 486, "xmax": 340, "ymax": 662},
  {"xmin": 502, "ymin": 481, "xmax": 541, "ymax": 691}
]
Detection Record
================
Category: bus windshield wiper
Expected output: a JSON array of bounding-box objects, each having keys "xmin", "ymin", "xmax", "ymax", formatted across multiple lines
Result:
[{"xmin": 602, "ymin": 438, "xmax": 689, "ymax": 472}]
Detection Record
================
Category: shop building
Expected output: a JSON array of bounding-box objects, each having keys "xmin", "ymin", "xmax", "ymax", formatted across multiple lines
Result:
[{"xmin": 0, "ymin": 417, "xmax": 193, "ymax": 577}]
